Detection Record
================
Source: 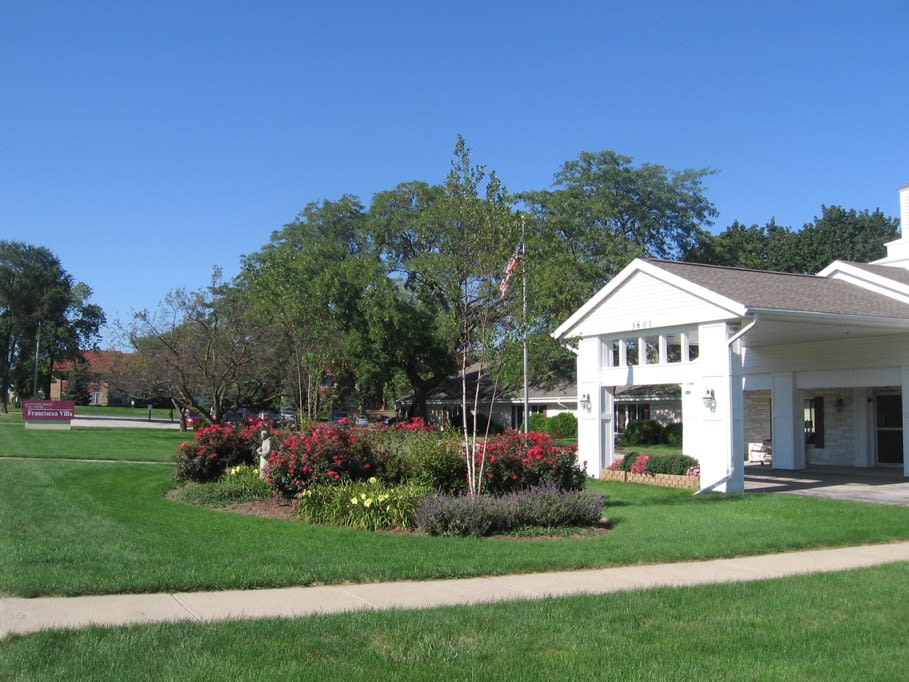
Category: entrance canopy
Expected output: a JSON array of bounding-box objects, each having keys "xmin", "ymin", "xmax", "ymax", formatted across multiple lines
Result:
[{"xmin": 554, "ymin": 257, "xmax": 909, "ymax": 492}]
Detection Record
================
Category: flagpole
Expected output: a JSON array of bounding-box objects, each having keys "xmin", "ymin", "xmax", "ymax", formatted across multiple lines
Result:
[{"xmin": 521, "ymin": 215, "xmax": 529, "ymax": 434}]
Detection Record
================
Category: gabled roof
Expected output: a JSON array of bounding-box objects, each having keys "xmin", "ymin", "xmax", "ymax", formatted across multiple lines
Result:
[
  {"xmin": 53, "ymin": 350, "xmax": 126, "ymax": 374},
  {"xmin": 646, "ymin": 259, "xmax": 909, "ymax": 319},
  {"xmin": 554, "ymin": 257, "xmax": 909, "ymax": 341}
]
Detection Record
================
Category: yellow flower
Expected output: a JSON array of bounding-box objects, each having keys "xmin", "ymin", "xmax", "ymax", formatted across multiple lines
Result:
[
  {"xmin": 364, "ymin": 498, "xmax": 373, "ymax": 508},
  {"xmin": 350, "ymin": 498, "xmax": 359, "ymax": 505},
  {"xmin": 368, "ymin": 476, "xmax": 378, "ymax": 485}
]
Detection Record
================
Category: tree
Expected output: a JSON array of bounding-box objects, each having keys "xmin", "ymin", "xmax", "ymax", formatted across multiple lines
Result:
[
  {"xmin": 683, "ymin": 219, "xmax": 800, "ymax": 272},
  {"xmin": 127, "ymin": 270, "xmax": 282, "ymax": 426},
  {"xmin": 367, "ymin": 180, "xmax": 460, "ymax": 419},
  {"xmin": 797, "ymin": 206, "xmax": 898, "ymax": 273},
  {"xmin": 372, "ymin": 136, "xmax": 519, "ymax": 494},
  {"xmin": 516, "ymin": 151, "xmax": 717, "ymax": 382},
  {"xmin": 0, "ymin": 241, "xmax": 104, "ymax": 411},
  {"xmin": 685, "ymin": 206, "xmax": 898, "ymax": 274},
  {"xmin": 240, "ymin": 196, "xmax": 378, "ymax": 422}
]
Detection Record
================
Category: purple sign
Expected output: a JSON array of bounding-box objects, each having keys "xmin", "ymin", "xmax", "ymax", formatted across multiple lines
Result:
[{"xmin": 23, "ymin": 400, "xmax": 76, "ymax": 421}]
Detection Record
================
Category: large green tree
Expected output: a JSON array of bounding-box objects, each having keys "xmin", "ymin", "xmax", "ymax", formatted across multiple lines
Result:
[
  {"xmin": 685, "ymin": 206, "xmax": 899, "ymax": 274},
  {"xmin": 683, "ymin": 219, "xmax": 800, "ymax": 271},
  {"xmin": 0, "ymin": 241, "xmax": 104, "ymax": 411},
  {"xmin": 516, "ymin": 151, "xmax": 717, "ymax": 383},
  {"xmin": 369, "ymin": 138, "xmax": 519, "ymax": 427},
  {"xmin": 240, "ymin": 196, "xmax": 385, "ymax": 420}
]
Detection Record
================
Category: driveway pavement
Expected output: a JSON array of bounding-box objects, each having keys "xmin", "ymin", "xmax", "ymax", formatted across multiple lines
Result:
[
  {"xmin": 72, "ymin": 415, "xmax": 181, "ymax": 430},
  {"xmin": 745, "ymin": 465, "xmax": 909, "ymax": 506}
]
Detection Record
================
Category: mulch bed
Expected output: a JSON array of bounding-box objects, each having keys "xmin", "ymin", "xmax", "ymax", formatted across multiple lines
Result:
[{"xmin": 223, "ymin": 497, "xmax": 296, "ymax": 521}]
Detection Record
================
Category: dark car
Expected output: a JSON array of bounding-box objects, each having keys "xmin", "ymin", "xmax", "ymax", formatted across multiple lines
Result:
[
  {"xmin": 256, "ymin": 410, "xmax": 282, "ymax": 428},
  {"xmin": 184, "ymin": 411, "xmax": 206, "ymax": 429}
]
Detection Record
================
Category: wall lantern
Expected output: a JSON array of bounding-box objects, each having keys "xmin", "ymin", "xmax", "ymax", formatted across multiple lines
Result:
[
  {"xmin": 702, "ymin": 388, "xmax": 717, "ymax": 409},
  {"xmin": 580, "ymin": 393, "xmax": 591, "ymax": 410}
]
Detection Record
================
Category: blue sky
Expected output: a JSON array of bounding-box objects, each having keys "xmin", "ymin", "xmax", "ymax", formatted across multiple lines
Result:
[{"xmin": 3, "ymin": 1, "xmax": 907, "ymax": 346}]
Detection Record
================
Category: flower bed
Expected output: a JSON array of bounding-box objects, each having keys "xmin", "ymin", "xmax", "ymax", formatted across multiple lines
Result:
[
  {"xmin": 602, "ymin": 451, "xmax": 700, "ymax": 489},
  {"xmin": 600, "ymin": 469, "xmax": 699, "ymax": 489}
]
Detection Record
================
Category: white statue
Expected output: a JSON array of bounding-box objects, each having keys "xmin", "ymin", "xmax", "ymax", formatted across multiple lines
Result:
[{"xmin": 256, "ymin": 429, "xmax": 272, "ymax": 480}]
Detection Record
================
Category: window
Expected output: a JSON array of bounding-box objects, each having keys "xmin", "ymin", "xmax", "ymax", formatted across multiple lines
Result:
[
  {"xmin": 644, "ymin": 337, "xmax": 659, "ymax": 364},
  {"xmin": 667, "ymin": 335, "xmax": 682, "ymax": 363},
  {"xmin": 626, "ymin": 340, "xmax": 639, "ymax": 366},
  {"xmin": 804, "ymin": 397, "xmax": 824, "ymax": 448}
]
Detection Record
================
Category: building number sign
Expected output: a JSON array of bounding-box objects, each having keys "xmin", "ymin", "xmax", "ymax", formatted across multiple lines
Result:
[{"xmin": 631, "ymin": 320, "xmax": 652, "ymax": 330}]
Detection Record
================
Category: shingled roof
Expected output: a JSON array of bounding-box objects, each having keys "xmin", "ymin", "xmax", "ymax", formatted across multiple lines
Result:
[{"xmin": 645, "ymin": 259, "xmax": 909, "ymax": 320}]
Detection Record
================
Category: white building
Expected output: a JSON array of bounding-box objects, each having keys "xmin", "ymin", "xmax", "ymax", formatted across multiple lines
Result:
[{"xmin": 554, "ymin": 184, "xmax": 909, "ymax": 492}]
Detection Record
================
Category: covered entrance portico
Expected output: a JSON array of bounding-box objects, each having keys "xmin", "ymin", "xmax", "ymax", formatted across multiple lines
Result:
[{"xmin": 554, "ymin": 255, "xmax": 909, "ymax": 493}]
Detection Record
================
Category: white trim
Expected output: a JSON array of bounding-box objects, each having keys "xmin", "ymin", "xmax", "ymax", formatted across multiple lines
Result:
[{"xmin": 552, "ymin": 259, "xmax": 748, "ymax": 340}]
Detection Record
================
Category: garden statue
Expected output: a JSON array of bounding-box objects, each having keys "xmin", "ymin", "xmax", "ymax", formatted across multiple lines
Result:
[{"xmin": 256, "ymin": 429, "xmax": 272, "ymax": 480}]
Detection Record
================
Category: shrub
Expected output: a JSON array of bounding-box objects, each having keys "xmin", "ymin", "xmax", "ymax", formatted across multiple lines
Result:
[
  {"xmin": 629, "ymin": 454, "xmax": 650, "ymax": 474},
  {"xmin": 367, "ymin": 426, "xmax": 466, "ymax": 493},
  {"xmin": 174, "ymin": 425, "xmax": 256, "ymax": 482},
  {"xmin": 644, "ymin": 453, "xmax": 700, "ymax": 476},
  {"xmin": 527, "ymin": 413, "xmax": 549, "ymax": 433},
  {"xmin": 622, "ymin": 419, "xmax": 664, "ymax": 445},
  {"xmin": 415, "ymin": 483, "xmax": 606, "ymax": 537},
  {"xmin": 547, "ymin": 412, "xmax": 577, "ymax": 439},
  {"xmin": 414, "ymin": 494, "xmax": 497, "ymax": 537},
  {"xmin": 613, "ymin": 452, "xmax": 699, "ymax": 476},
  {"xmin": 481, "ymin": 430, "xmax": 585, "ymax": 495},
  {"xmin": 173, "ymin": 464, "xmax": 273, "ymax": 506},
  {"xmin": 661, "ymin": 422, "xmax": 683, "ymax": 447},
  {"xmin": 266, "ymin": 424, "xmax": 381, "ymax": 498},
  {"xmin": 295, "ymin": 477, "xmax": 431, "ymax": 531}
]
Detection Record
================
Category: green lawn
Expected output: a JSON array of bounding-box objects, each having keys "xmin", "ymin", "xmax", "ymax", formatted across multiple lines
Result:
[
  {"xmin": 4, "ymin": 421, "xmax": 909, "ymax": 679},
  {"xmin": 0, "ymin": 413, "xmax": 191, "ymax": 461},
  {"xmin": 3, "ymin": 563, "xmax": 908, "ymax": 680},
  {"xmin": 4, "ymin": 456, "xmax": 909, "ymax": 597}
]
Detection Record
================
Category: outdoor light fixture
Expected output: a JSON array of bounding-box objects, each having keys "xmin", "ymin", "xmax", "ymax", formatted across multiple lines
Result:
[
  {"xmin": 702, "ymin": 389, "xmax": 716, "ymax": 409},
  {"xmin": 580, "ymin": 393, "xmax": 591, "ymax": 410}
]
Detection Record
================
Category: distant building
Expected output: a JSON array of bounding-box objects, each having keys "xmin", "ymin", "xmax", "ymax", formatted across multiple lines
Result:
[
  {"xmin": 394, "ymin": 364, "xmax": 680, "ymax": 432},
  {"xmin": 50, "ymin": 350, "xmax": 126, "ymax": 406}
]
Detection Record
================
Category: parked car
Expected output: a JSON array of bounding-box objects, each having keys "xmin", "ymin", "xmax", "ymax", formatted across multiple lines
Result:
[
  {"xmin": 184, "ymin": 411, "xmax": 206, "ymax": 429},
  {"xmin": 354, "ymin": 415, "xmax": 368, "ymax": 427},
  {"xmin": 256, "ymin": 410, "xmax": 282, "ymax": 428},
  {"xmin": 329, "ymin": 411, "xmax": 349, "ymax": 425}
]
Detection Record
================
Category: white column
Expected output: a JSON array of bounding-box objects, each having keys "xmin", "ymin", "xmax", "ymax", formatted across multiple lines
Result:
[
  {"xmin": 902, "ymin": 368, "xmax": 909, "ymax": 478},
  {"xmin": 770, "ymin": 373, "xmax": 801, "ymax": 470},
  {"xmin": 601, "ymin": 386, "xmax": 615, "ymax": 470},
  {"xmin": 692, "ymin": 323, "xmax": 737, "ymax": 491},
  {"xmin": 852, "ymin": 388, "xmax": 872, "ymax": 468},
  {"xmin": 576, "ymin": 337, "xmax": 602, "ymax": 478}
]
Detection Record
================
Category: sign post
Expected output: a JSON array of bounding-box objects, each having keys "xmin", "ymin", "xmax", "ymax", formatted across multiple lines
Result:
[{"xmin": 22, "ymin": 400, "xmax": 76, "ymax": 430}]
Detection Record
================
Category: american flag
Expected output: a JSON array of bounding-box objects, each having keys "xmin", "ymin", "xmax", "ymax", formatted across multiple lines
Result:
[{"xmin": 498, "ymin": 242, "xmax": 524, "ymax": 300}]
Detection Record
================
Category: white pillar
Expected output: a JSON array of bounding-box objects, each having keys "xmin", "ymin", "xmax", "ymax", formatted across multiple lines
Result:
[
  {"xmin": 902, "ymin": 368, "xmax": 909, "ymax": 478},
  {"xmin": 576, "ymin": 337, "xmax": 602, "ymax": 478},
  {"xmin": 691, "ymin": 323, "xmax": 738, "ymax": 492},
  {"xmin": 770, "ymin": 373, "xmax": 801, "ymax": 470}
]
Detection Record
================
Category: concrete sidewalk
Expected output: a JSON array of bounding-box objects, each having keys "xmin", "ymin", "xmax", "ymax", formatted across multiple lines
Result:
[{"xmin": 4, "ymin": 542, "xmax": 909, "ymax": 638}]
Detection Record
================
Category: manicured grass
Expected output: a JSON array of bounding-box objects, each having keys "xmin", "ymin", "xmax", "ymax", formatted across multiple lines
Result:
[
  {"xmin": 617, "ymin": 442, "xmax": 683, "ymax": 456},
  {"xmin": 3, "ymin": 563, "xmax": 908, "ymax": 680},
  {"xmin": 0, "ymin": 413, "xmax": 191, "ymax": 462},
  {"xmin": 4, "ymin": 458, "xmax": 909, "ymax": 597}
]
